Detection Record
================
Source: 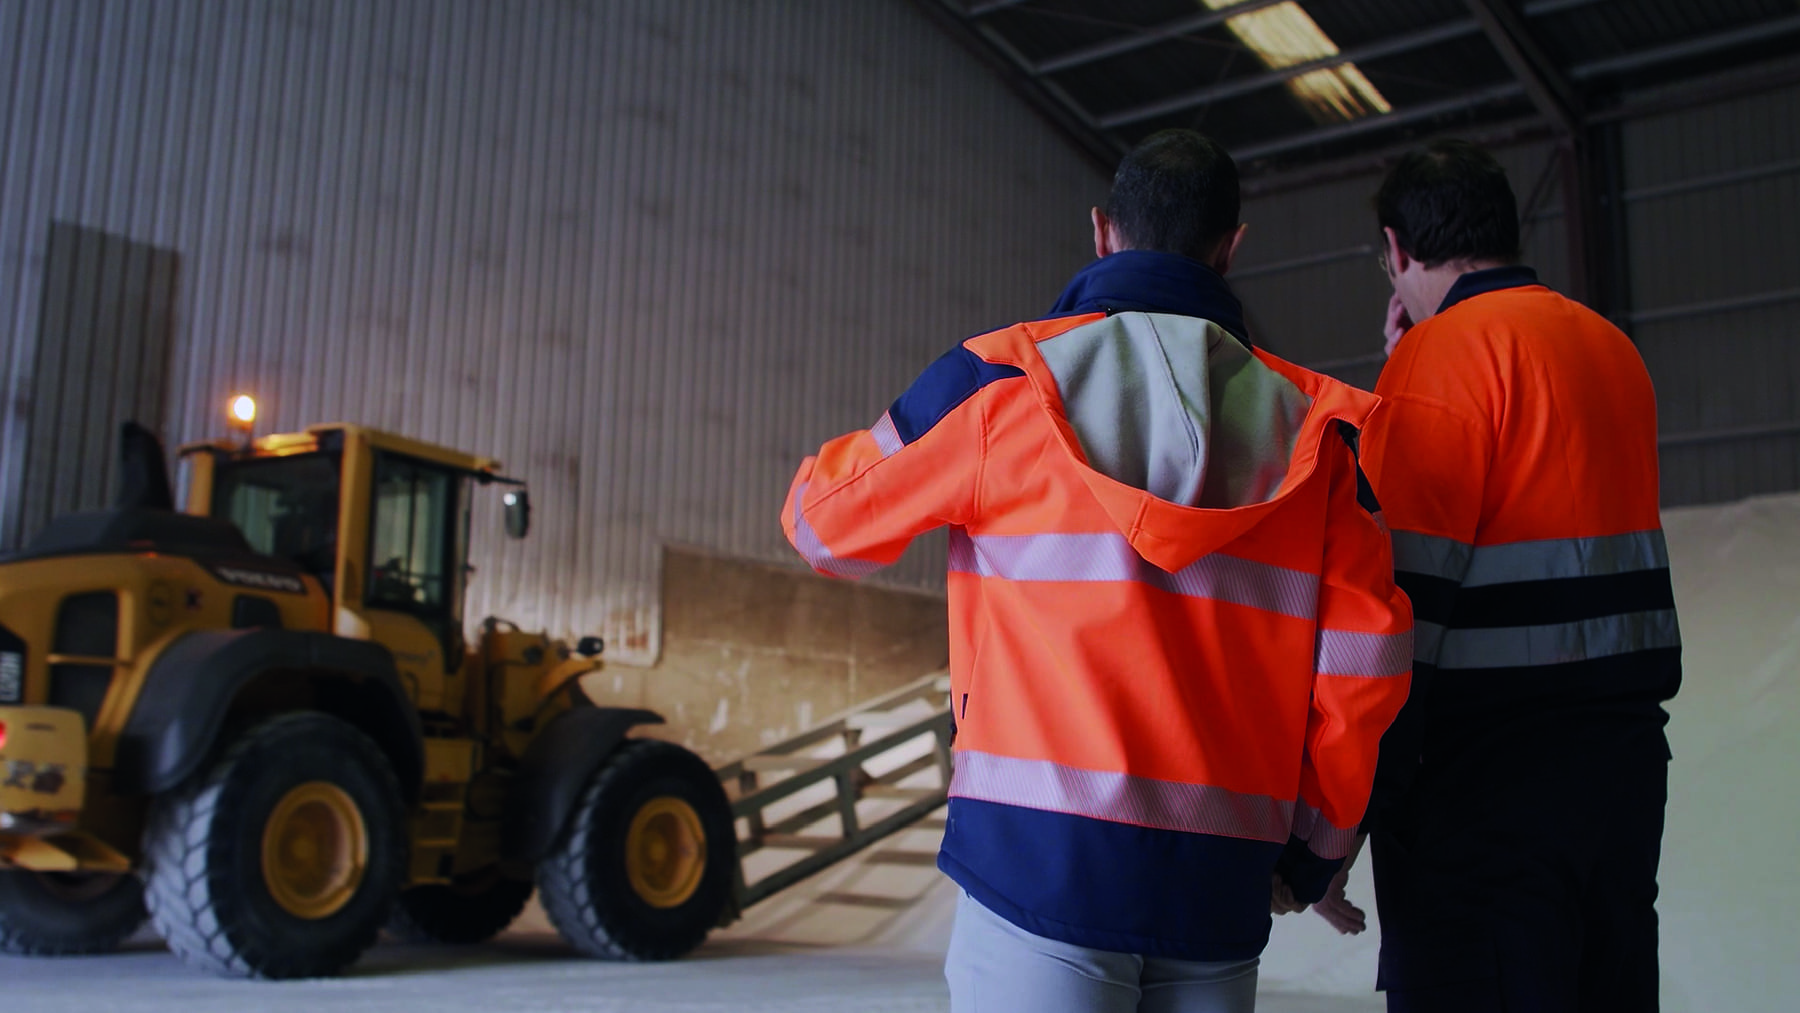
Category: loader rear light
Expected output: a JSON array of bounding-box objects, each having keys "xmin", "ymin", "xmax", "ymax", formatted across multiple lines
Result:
[{"xmin": 0, "ymin": 720, "xmax": 8, "ymax": 752}]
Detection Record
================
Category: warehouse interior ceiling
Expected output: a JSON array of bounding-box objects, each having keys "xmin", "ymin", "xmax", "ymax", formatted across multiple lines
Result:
[{"xmin": 915, "ymin": 0, "xmax": 1800, "ymax": 177}]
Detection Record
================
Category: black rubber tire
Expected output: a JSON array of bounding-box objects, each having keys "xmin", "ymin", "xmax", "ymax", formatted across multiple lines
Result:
[
  {"xmin": 387, "ymin": 868, "xmax": 534, "ymax": 945},
  {"xmin": 142, "ymin": 712, "xmax": 406, "ymax": 979},
  {"xmin": 537, "ymin": 739, "xmax": 735, "ymax": 961},
  {"xmin": 0, "ymin": 871, "xmax": 147, "ymax": 956}
]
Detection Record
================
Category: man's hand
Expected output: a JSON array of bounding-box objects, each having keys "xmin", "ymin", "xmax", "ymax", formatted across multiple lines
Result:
[
  {"xmin": 1311, "ymin": 866, "xmax": 1367, "ymax": 935},
  {"xmin": 1384, "ymin": 292, "xmax": 1413, "ymax": 357},
  {"xmin": 1270, "ymin": 874, "xmax": 1309, "ymax": 915}
]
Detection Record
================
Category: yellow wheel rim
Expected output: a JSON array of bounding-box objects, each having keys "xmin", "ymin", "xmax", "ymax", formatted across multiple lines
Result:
[
  {"xmin": 624, "ymin": 796, "xmax": 707, "ymax": 909},
  {"xmin": 261, "ymin": 781, "xmax": 368, "ymax": 920}
]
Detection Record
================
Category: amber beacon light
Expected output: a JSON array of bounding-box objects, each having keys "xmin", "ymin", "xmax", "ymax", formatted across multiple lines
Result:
[{"xmin": 227, "ymin": 394, "xmax": 258, "ymax": 443}]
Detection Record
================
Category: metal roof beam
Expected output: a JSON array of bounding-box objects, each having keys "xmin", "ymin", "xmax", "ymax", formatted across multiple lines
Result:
[
  {"xmin": 1232, "ymin": 13, "xmax": 1800, "ymax": 167},
  {"xmin": 1517, "ymin": 0, "xmax": 1607, "ymax": 16},
  {"xmin": 908, "ymin": 0, "xmax": 1123, "ymax": 171},
  {"xmin": 966, "ymin": 0, "xmax": 1034, "ymax": 16},
  {"xmin": 1232, "ymin": 82, "xmax": 1529, "ymax": 162},
  {"xmin": 1099, "ymin": 19, "xmax": 1483, "ymax": 130},
  {"xmin": 1033, "ymin": 0, "xmax": 1292, "ymax": 76},
  {"xmin": 1241, "ymin": 115, "xmax": 1554, "ymax": 197},
  {"xmin": 1032, "ymin": 0, "xmax": 1600, "ymax": 78},
  {"xmin": 1464, "ymin": 0, "xmax": 1581, "ymax": 134},
  {"xmin": 1571, "ymin": 12, "xmax": 1800, "ymax": 80}
]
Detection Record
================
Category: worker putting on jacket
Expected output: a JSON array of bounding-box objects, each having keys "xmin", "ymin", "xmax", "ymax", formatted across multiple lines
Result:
[{"xmin": 781, "ymin": 128, "xmax": 1414, "ymax": 1013}]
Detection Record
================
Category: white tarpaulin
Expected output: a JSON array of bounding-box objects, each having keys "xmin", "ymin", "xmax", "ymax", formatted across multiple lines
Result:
[{"xmin": 1256, "ymin": 491, "xmax": 1800, "ymax": 1010}]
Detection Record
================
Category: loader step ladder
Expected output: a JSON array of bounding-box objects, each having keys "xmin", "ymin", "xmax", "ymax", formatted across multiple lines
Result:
[{"xmin": 717, "ymin": 671, "xmax": 954, "ymax": 913}]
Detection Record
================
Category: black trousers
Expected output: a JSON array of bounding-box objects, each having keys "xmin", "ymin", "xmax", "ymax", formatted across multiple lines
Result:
[{"xmin": 1371, "ymin": 721, "xmax": 1670, "ymax": 1013}]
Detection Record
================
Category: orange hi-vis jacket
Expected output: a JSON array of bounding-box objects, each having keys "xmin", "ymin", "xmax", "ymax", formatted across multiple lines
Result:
[
  {"xmin": 1361, "ymin": 266, "xmax": 1681, "ymax": 830},
  {"xmin": 782, "ymin": 252, "xmax": 1413, "ymax": 961}
]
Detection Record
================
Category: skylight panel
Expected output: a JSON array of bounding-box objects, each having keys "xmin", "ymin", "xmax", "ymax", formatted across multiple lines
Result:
[{"xmin": 1199, "ymin": 0, "xmax": 1393, "ymax": 122}]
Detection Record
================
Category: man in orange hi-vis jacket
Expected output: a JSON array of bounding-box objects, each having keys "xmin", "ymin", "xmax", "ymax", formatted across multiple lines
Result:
[
  {"xmin": 1324, "ymin": 140, "xmax": 1681, "ymax": 1013},
  {"xmin": 782, "ymin": 129, "xmax": 1413, "ymax": 1013}
]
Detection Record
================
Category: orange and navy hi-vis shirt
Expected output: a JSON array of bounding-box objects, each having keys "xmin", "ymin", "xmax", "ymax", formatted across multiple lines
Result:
[
  {"xmin": 782, "ymin": 251, "xmax": 1413, "ymax": 961},
  {"xmin": 1361, "ymin": 266, "xmax": 1682, "ymax": 827}
]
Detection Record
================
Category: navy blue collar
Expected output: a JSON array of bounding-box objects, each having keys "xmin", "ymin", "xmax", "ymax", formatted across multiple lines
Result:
[
  {"xmin": 1438, "ymin": 265, "xmax": 1541, "ymax": 314},
  {"xmin": 1047, "ymin": 250, "xmax": 1251, "ymax": 346}
]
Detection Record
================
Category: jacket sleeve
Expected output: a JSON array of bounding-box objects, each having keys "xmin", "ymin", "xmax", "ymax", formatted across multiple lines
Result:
[
  {"xmin": 1357, "ymin": 392, "xmax": 1492, "ymax": 836},
  {"xmin": 781, "ymin": 345, "xmax": 1016, "ymax": 578},
  {"xmin": 1275, "ymin": 428, "xmax": 1414, "ymax": 904}
]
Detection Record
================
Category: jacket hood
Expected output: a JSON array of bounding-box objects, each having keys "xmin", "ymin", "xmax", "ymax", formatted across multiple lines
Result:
[{"xmin": 968, "ymin": 314, "xmax": 1379, "ymax": 572}]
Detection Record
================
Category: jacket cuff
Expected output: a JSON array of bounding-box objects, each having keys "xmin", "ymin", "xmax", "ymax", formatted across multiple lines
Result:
[{"xmin": 1274, "ymin": 836, "xmax": 1345, "ymax": 906}]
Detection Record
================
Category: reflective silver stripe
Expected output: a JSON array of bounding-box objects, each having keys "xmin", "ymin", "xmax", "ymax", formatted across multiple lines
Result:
[
  {"xmin": 946, "ymin": 530, "xmax": 1318, "ymax": 620},
  {"xmin": 1434, "ymin": 609, "xmax": 1681, "ymax": 670},
  {"xmin": 791, "ymin": 482, "xmax": 881, "ymax": 579},
  {"xmin": 1462, "ymin": 530, "xmax": 1670, "ymax": 587},
  {"xmin": 869, "ymin": 411, "xmax": 904, "ymax": 458},
  {"xmin": 950, "ymin": 750, "xmax": 1294, "ymax": 843},
  {"xmin": 1390, "ymin": 530, "xmax": 1473, "ymax": 583},
  {"xmin": 948, "ymin": 528, "xmax": 979, "ymax": 574},
  {"xmin": 1394, "ymin": 530, "xmax": 1672, "ymax": 587},
  {"xmin": 1291, "ymin": 801, "xmax": 1359, "ymax": 861},
  {"xmin": 1316, "ymin": 629, "xmax": 1413, "ymax": 678},
  {"xmin": 1414, "ymin": 621, "xmax": 1447, "ymax": 665}
]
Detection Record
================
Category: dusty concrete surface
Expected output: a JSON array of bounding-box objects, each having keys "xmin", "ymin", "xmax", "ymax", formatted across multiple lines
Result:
[
  {"xmin": 583, "ymin": 546, "xmax": 950, "ymax": 763},
  {"xmin": 0, "ymin": 931, "xmax": 1380, "ymax": 1013},
  {"xmin": 1, "ymin": 934, "xmax": 955, "ymax": 1013},
  {"xmin": 2, "ymin": 824, "xmax": 1378, "ymax": 1012},
  {"xmin": 1, "ymin": 828, "xmax": 1383, "ymax": 1012},
  {"xmin": 0, "ymin": 823, "xmax": 1381, "ymax": 1012}
]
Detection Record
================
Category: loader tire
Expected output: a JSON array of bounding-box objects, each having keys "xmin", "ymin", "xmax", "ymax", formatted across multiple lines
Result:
[
  {"xmin": 537, "ymin": 739, "xmax": 734, "ymax": 961},
  {"xmin": 0, "ymin": 871, "xmax": 146, "ymax": 956},
  {"xmin": 388, "ymin": 868, "xmax": 533, "ymax": 945},
  {"xmin": 143, "ymin": 712, "xmax": 405, "ymax": 979}
]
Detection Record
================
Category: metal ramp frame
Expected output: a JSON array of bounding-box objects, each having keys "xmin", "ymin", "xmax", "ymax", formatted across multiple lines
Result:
[{"xmin": 716, "ymin": 672, "xmax": 953, "ymax": 913}]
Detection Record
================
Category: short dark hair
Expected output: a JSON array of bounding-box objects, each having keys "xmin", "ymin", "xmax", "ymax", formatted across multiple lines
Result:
[
  {"xmin": 1376, "ymin": 139, "xmax": 1521, "ymax": 267},
  {"xmin": 1104, "ymin": 129, "xmax": 1240, "ymax": 261}
]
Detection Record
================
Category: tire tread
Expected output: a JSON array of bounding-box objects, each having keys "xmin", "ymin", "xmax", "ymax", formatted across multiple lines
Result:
[
  {"xmin": 536, "ymin": 739, "xmax": 731, "ymax": 961},
  {"xmin": 142, "ymin": 712, "xmax": 404, "ymax": 979}
]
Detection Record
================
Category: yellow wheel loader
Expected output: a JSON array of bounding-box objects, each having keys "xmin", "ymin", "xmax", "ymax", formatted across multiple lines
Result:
[{"xmin": 0, "ymin": 406, "xmax": 735, "ymax": 978}]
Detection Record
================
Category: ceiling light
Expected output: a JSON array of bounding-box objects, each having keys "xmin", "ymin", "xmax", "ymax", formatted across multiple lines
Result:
[{"xmin": 1200, "ymin": 0, "xmax": 1392, "ymax": 122}]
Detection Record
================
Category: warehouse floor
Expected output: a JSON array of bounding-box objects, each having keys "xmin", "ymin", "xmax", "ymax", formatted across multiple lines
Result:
[
  {"xmin": 0, "ymin": 822, "xmax": 1382, "ymax": 1012},
  {"xmin": 0, "ymin": 925, "xmax": 1378, "ymax": 1013}
]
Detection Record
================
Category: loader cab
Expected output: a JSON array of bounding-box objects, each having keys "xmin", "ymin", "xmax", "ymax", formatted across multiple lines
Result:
[{"xmin": 187, "ymin": 422, "xmax": 523, "ymax": 716}]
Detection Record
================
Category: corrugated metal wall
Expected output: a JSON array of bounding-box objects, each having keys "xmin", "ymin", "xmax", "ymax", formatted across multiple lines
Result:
[
  {"xmin": 0, "ymin": 0, "xmax": 1106, "ymax": 662},
  {"xmin": 1623, "ymin": 82, "xmax": 1800, "ymax": 507},
  {"xmin": 1230, "ymin": 89, "xmax": 1800, "ymax": 510}
]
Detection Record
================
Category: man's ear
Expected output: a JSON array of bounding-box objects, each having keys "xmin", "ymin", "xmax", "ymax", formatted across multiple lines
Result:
[
  {"xmin": 1383, "ymin": 226, "xmax": 1412, "ymax": 274},
  {"xmin": 1092, "ymin": 207, "xmax": 1115, "ymax": 258},
  {"xmin": 1215, "ymin": 223, "xmax": 1250, "ymax": 274}
]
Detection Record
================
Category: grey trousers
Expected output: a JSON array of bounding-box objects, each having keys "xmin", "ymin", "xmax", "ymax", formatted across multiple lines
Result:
[{"xmin": 944, "ymin": 892, "xmax": 1260, "ymax": 1013}]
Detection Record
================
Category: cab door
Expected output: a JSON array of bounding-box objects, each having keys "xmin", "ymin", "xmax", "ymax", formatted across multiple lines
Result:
[{"xmin": 335, "ymin": 445, "xmax": 469, "ymax": 715}]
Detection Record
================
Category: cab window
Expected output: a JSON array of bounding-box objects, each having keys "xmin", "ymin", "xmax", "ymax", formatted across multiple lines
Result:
[
  {"xmin": 367, "ymin": 455, "xmax": 456, "ymax": 617},
  {"xmin": 212, "ymin": 453, "xmax": 341, "ymax": 583}
]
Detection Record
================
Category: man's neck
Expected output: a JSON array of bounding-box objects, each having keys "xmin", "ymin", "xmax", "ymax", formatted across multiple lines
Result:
[{"xmin": 1416, "ymin": 259, "xmax": 1511, "ymax": 321}]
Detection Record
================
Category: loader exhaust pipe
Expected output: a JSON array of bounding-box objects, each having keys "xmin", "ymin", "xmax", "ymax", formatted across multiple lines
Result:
[{"xmin": 117, "ymin": 421, "xmax": 175, "ymax": 512}]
